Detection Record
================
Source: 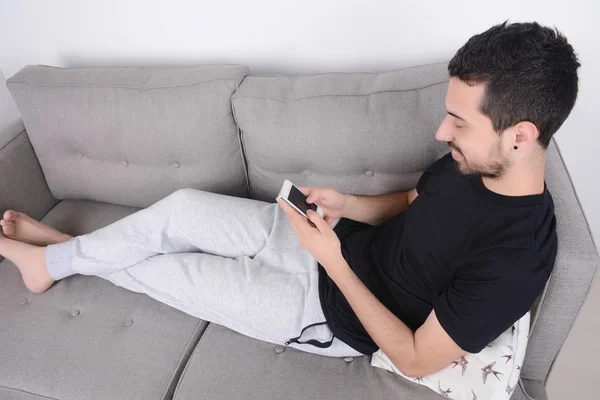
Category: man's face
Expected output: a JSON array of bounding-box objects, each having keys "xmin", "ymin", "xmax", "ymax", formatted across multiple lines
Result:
[{"xmin": 435, "ymin": 77, "xmax": 512, "ymax": 179}]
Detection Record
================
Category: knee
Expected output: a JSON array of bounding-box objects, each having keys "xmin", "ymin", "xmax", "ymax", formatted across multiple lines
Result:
[{"xmin": 167, "ymin": 187, "xmax": 198, "ymax": 203}]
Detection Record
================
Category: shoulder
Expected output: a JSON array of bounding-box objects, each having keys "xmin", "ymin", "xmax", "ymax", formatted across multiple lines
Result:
[
  {"xmin": 426, "ymin": 152, "xmax": 454, "ymax": 175},
  {"xmin": 417, "ymin": 152, "xmax": 454, "ymax": 194},
  {"xmin": 458, "ymin": 245, "xmax": 552, "ymax": 289},
  {"xmin": 466, "ymin": 200, "xmax": 556, "ymax": 254}
]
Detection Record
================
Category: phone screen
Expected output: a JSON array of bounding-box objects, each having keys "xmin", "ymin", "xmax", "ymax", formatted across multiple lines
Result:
[{"xmin": 288, "ymin": 185, "xmax": 318, "ymax": 215}]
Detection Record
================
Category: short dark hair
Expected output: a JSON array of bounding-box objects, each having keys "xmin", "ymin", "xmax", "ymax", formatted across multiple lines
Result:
[{"xmin": 448, "ymin": 21, "xmax": 581, "ymax": 149}]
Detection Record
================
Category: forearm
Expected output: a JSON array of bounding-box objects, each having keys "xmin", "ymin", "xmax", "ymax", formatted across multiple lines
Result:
[
  {"xmin": 342, "ymin": 191, "xmax": 410, "ymax": 226},
  {"xmin": 329, "ymin": 259, "xmax": 418, "ymax": 376}
]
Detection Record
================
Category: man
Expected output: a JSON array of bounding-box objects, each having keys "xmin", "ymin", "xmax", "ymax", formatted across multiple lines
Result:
[{"xmin": 0, "ymin": 21, "xmax": 580, "ymax": 377}]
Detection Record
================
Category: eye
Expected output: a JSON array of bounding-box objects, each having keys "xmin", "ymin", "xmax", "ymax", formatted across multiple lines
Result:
[{"xmin": 454, "ymin": 124, "xmax": 464, "ymax": 129}]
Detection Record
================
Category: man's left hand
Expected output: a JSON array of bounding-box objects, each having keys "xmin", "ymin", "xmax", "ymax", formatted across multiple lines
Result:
[{"xmin": 276, "ymin": 198, "xmax": 344, "ymax": 271}]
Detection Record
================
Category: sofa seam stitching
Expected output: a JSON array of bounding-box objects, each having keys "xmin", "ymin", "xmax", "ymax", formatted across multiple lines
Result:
[
  {"xmin": 0, "ymin": 384, "xmax": 60, "ymax": 400},
  {"xmin": 231, "ymin": 80, "xmax": 448, "ymax": 103},
  {"xmin": 161, "ymin": 321, "xmax": 208, "ymax": 400},
  {"xmin": 246, "ymin": 60, "xmax": 449, "ymax": 78},
  {"xmin": 0, "ymin": 127, "xmax": 27, "ymax": 151},
  {"xmin": 517, "ymin": 378, "xmax": 539, "ymax": 400},
  {"xmin": 231, "ymin": 79, "xmax": 251, "ymax": 197},
  {"xmin": 172, "ymin": 323, "xmax": 214, "ymax": 399},
  {"xmin": 7, "ymin": 77, "xmax": 242, "ymax": 90}
]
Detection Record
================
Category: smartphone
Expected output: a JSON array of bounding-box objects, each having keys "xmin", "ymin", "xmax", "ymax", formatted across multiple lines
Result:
[{"xmin": 277, "ymin": 179, "xmax": 323, "ymax": 219}]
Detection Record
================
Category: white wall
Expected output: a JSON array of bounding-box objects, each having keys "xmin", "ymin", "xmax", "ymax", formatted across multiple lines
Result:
[
  {"xmin": 1, "ymin": 2, "xmax": 597, "ymax": 243},
  {"xmin": 1, "ymin": 0, "xmax": 598, "ymax": 397}
]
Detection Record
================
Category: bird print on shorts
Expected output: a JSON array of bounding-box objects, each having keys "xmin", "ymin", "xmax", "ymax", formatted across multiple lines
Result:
[
  {"xmin": 451, "ymin": 356, "xmax": 469, "ymax": 376},
  {"xmin": 438, "ymin": 381, "xmax": 452, "ymax": 398},
  {"xmin": 481, "ymin": 361, "xmax": 504, "ymax": 384}
]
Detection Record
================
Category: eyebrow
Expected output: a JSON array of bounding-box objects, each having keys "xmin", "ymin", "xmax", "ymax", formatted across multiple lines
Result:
[{"xmin": 447, "ymin": 111, "xmax": 468, "ymax": 123}]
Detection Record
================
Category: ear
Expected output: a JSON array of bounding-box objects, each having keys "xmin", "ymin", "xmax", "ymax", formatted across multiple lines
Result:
[{"xmin": 514, "ymin": 121, "xmax": 539, "ymax": 147}]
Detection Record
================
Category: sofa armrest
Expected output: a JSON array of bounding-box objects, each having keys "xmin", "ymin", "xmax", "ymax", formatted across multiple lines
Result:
[
  {"xmin": 0, "ymin": 118, "xmax": 57, "ymax": 261},
  {"xmin": 521, "ymin": 138, "xmax": 600, "ymax": 383},
  {"xmin": 518, "ymin": 378, "xmax": 548, "ymax": 400}
]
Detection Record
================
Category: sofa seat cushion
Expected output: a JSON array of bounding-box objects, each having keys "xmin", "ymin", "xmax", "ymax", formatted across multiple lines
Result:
[
  {"xmin": 171, "ymin": 323, "xmax": 540, "ymax": 400},
  {"xmin": 0, "ymin": 199, "xmax": 208, "ymax": 400}
]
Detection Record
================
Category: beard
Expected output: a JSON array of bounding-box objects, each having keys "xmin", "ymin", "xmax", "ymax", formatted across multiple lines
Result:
[{"xmin": 449, "ymin": 143, "xmax": 510, "ymax": 179}]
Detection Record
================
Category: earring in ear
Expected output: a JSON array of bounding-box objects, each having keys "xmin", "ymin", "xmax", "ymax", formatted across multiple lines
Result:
[{"xmin": 514, "ymin": 146, "xmax": 518, "ymax": 150}]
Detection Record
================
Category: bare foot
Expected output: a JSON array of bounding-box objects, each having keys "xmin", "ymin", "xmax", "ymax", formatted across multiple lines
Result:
[
  {"xmin": 1, "ymin": 210, "xmax": 71, "ymax": 246},
  {"xmin": 0, "ymin": 231, "xmax": 54, "ymax": 293}
]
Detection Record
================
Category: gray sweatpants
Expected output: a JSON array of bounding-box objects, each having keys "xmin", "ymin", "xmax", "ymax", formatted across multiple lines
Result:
[{"xmin": 45, "ymin": 188, "xmax": 366, "ymax": 358}]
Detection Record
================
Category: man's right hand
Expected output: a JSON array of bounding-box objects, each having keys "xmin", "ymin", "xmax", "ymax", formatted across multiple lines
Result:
[{"xmin": 298, "ymin": 187, "xmax": 346, "ymax": 227}]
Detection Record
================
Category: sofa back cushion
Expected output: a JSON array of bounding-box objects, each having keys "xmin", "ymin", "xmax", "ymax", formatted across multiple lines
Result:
[
  {"xmin": 232, "ymin": 62, "xmax": 450, "ymax": 203},
  {"xmin": 7, "ymin": 65, "xmax": 249, "ymax": 208}
]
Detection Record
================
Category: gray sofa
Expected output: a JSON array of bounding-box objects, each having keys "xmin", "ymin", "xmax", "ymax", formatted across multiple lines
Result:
[{"xmin": 0, "ymin": 62, "xmax": 598, "ymax": 400}]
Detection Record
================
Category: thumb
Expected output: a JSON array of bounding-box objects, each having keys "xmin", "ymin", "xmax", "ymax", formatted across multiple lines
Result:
[{"xmin": 299, "ymin": 187, "xmax": 315, "ymax": 203}]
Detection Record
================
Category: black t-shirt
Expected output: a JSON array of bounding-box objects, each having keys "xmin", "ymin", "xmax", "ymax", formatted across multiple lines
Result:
[{"xmin": 317, "ymin": 152, "xmax": 557, "ymax": 355}]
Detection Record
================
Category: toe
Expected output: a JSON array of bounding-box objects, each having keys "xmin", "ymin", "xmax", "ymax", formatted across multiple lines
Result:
[
  {"xmin": 4, "ymin": 210, "xmax": 16, "ymax": 220},
  {"xmin": 1, "ymin": 219, "xmax": 16, "ymax": 226},
  {"xmin": 2, "ymin": 223, "xmax": 16, "ymax": 235}
]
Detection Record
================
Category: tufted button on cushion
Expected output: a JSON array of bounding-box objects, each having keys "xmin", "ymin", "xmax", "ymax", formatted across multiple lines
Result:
[
  {"xmin": 274, "ymin": 346, "xmax": 285, "ymax": 354},
  {"xmin": 172, "ymin": 162, "xmax": 180, "ymax": 168},
  {"xmin": 122, "ymin": 160, "xmax": 129, "ymax": 167},
  {"xmin": 19, "ymin": 298, "xmax": 28, "ymax": 305},
  {"xmin": 125, "ymin": 319, "xmax": 134, "ymax": 327},
  {"xmin": 344, "ymin": 357, "xmax": 354, "ymax": 363},
  {"xmin": 366, "ymin": 170, "xmax": 374, "ymax": 177},
  {"xmin": 70, "ymin": 309, "xmax": 80, "ymax": 317}
]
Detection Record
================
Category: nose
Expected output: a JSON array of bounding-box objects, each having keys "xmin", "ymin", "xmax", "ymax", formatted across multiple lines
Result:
[{"xmin": 435, "ymin": 116, "xmax": 455, "ymax": 143}]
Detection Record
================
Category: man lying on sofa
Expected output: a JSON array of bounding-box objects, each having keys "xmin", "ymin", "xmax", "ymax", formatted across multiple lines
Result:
[{"xmin": 0, "ymin": 20, "xmax": 580, "ymax": 378}]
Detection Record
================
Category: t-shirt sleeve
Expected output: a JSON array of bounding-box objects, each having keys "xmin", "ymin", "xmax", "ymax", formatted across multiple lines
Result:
[
  {"xmin": 416, "ymin": 153, "xmax": 452, "ymax": 195},
  {"xmin": 433, "ymin": 249, "xmax": 550, "ymax": 353},
  {"xmin": 416, "ymin": 169, "xmax": 432, "ymax": 195}
]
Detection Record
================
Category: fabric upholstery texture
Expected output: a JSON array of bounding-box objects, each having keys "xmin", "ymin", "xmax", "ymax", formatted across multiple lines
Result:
[
  {"xmin": 0, "ymin": 199, "xmax": 208, "ymax": 400},
  {"xmin": 232, "ymin": 63, "xmax": 450, "ymax": 203},
  {"xmin": 1, "ymin": 63, "xmax": 597, "ymax": 399},
  {"xmin": 6, "ymin": 65, "xmax": 250, "ymax": 208}
]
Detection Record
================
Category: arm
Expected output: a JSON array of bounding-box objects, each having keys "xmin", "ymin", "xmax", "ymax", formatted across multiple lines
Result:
[
  {"xmin": 342, "ymin": 188, "xmax": 418, "ymax": 226},
  {"xmin": 329, "ymin": 259, "xmax": 465, "ymax": 377}
]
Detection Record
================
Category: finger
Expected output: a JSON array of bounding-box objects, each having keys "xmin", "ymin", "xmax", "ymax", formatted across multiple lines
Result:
[
  {"xmin": 277, "ymin": 198, "xmax": 295, "ymax": 219},
  {"xmin": 306, "ymin": 210, "xmax": 327, "ymax": 232},
  {"xmin": 277, "ymin": 198, "xmax": 307, "ymax": 225},
  {"xmin": 300, "ymin": 187, "xmax": 316, "ymax": 203},
  {"xmin": 288, "ymin": 213, "xmax": 309, "ymax": 239},
  {"xmin": 276, "ymin": 197, "xmax": 292, "ymax": 214}
]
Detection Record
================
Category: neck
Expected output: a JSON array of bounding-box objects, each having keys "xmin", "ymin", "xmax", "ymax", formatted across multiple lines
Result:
[{"xmin": 482, "ymin": 154, "xmax": 546, "ymax": 197}]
